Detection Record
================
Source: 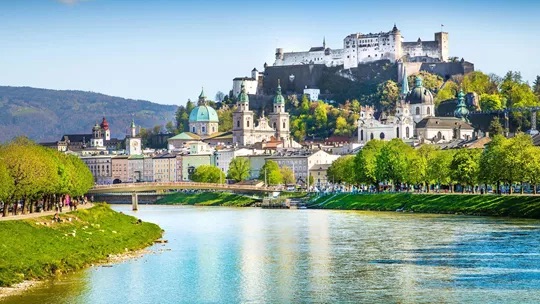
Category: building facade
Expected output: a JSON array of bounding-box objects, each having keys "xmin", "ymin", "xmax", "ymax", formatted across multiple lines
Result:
[
  {"xmin": 232, "ymin": 81, "xmax": 291, "ymax": 147},
  {"xmin": 273, "ymin": 25, "xmax": 448, "ymax": 69}
]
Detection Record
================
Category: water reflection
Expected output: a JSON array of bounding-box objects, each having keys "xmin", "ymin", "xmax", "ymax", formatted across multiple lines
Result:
[{"xmin": 4, "ymin": 206, "xmax": 540, "ymax": 304}]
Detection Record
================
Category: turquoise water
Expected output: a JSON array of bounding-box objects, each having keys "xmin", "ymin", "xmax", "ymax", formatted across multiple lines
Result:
[{"xmin": 5, "ymin": 205, "xmax": 540, "ymax": 303}]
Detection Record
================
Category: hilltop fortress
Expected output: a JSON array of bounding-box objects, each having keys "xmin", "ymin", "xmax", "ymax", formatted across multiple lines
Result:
[{"xmin": 274, "ymin": 24, "xmax": 448, "ymax": 69}]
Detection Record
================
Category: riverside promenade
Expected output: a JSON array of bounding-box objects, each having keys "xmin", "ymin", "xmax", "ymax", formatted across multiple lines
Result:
[{"xmin": 0, "ymin": 203, "xmax": 93, "ymax": 221}]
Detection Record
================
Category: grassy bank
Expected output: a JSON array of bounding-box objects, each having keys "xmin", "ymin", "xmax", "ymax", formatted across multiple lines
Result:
[
  {"xmin": 155, "ymin": 191, "xmax": 257, "ymax": 207},
  {"xmin": 0, "ymin": 204, "xmax": 162, "ymax": 287},
  {"xmin": 309, "ymin": 193, "xmax": 540, "ymax": 219}
]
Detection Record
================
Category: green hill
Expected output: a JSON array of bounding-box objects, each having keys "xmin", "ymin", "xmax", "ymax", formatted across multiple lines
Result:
[{"xmin": 0, "ymin": 86, "xmax": 177, "ymax": 143}]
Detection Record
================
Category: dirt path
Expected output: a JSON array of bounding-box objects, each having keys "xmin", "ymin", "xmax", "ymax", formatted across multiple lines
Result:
[{"xmin": 0, "ymin": 203, "xmax": 94, "ymax": 221}]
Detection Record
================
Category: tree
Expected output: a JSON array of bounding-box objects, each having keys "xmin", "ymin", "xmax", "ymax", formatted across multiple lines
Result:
[
  {"xmin": 502, "ymin": 133, "xmax": 533, "ymax": 193},
  {"xmin": 500, "ymin": 71, "xmax": 538, "ymax": 108},
  {"xmin": 355, "ymin": 140, "xmax": 385, "ymax": 189},
  {"xmin": 375, "ymin": 139, "xmax": 414, "ymax": 190},
  {"xmin": 450, "ymin": 149, "xmax": 481, "ymax": 193},
  {"xmin": 488, "ymin": 117, "xmax": 504, "ymax": 137},
  {"xmin": 0, "ymin": 160, "xmax": 14, "ymax": 205},
  {"xmin": 215, "ymin": 91, "xmax": 225, "ymax": 102},
  {"xmin": 280, "ymin": 166, "xmax": 296, "ymax": 185},
  {"xmin": 408, "ymin": 71, "xmax": 443, "ymax": 92},
  {"xmin": 411, "ymin": 144, "xmax": 439, "ymax": 192},
  {"xmin": 165, "ymin": 121, "xmax": 178, "ymax": 134},
  {"xmin": 376, "ymin": 80, "xmax": 399, "ymax": 111},
  {"xmin": 300, "ymin": 94, "xmax": 310, "ymax": 114},
  {"xmin": 191, "ymin": 165, "xmax": 225, "ymax": 184},
  {"xmin": 351, "ymin": 99, "xmax": 360, "ymax": 113},
  {"xmin": 218, "ymin": 107, "xmax": 233, "ymax": 132},
  {"xmin": 525, "ymin": 146, "xmax": 540, "ymax": 194},
  {"xmin": 227, "ymin": 157, "xmax": 250, "ymax": 182},
  {"xmin": 462, "ymin": 71, "xmax": 498, "ymax": 95},
  {"xmin": 435, "ymin": 81, "xmax": 459, "ymax": 103},
  {"xmin": 428, "ymin": 149, "xmax": 454, "ymax": 191},
  {"xmin": 259, "ymin": 161, "xmax": 283, "ymax": 186},
  {"xmin": 479, "ymin": 135, "xmax": 508, "ymax": 193},
  {"xmin": 479, "ymin": 94, "xmax": 505, "ymax": 111},
  {"xmin": 533, "ymin": 75, "xmax": 540, "ymax": 98},
  {"xmin": 327, "ymin": 155, "xmax": 356, "ymax": 185}
]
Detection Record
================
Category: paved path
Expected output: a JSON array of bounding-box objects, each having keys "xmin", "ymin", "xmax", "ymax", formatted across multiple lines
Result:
[{"xmin": 0, "ymin": 203, "xmax": 94, "ymax": 221}]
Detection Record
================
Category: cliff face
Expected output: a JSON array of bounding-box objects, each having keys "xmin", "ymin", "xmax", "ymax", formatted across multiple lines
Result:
[{"xmin": 0, "ymin": 86, "xmax": 177, "ymax": 142}]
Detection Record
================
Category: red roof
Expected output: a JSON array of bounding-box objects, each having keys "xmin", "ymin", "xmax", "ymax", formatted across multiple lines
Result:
[{"xmin": 100, "ymin": 117, "xmax": 109, "ymax": 130}]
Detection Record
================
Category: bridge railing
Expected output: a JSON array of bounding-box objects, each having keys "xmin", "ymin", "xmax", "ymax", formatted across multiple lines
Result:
[{"xmin": 90, "ymin": 181, "xmax": 279, "ymax": 192}]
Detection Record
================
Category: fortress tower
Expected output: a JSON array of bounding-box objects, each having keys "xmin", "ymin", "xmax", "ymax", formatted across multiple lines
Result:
[{"xmin": 434, "ymin": 32, "xmax": 449, "ymax": 62}]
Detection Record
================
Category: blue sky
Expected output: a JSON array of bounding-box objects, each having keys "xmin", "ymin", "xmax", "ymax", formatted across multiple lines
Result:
[{"xmin": 0, "ymin": 0, "xmax": 539, "ymax": 105}]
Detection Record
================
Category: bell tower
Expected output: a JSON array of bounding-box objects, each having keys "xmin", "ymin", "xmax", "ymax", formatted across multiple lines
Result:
[
  {"xmin": 232, "ymin": 81, "xmax": 254, "ymax": 146},
  {"xmin": 268, "ymin": 80, "xmax": 290, "ymax": 144}
]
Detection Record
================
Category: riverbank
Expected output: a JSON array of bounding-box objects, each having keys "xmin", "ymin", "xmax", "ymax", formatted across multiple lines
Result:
[
  {"xmin": 0, "ymin": 203, "xmax": 163, "ymax": 289},
  {"xmin": 308, "ymin": 193, "xmax": 540, "ymax": 219},
  {"xmin": 155, "ymin": 191, "xmax": 258, "ymax": 206}
]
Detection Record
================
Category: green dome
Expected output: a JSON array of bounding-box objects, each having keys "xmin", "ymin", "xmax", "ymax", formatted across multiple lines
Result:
[
  {"xmin": 273, "ymin": 80, "xmax": 285, "ymax": 104},
  {"xmin": 189, "ymin": 105, "xmax": 219, "ymax": 123},
  {"xmin": 405, "ymin": 76, "xmax": 434, "ymax": 105},
  {"xmin": 454, "ymin": 89, "xmax": 469, "ymax": 122},
  {"xmin": 238, "ymin": 81, "xmax": 249, "ymax": 104}
]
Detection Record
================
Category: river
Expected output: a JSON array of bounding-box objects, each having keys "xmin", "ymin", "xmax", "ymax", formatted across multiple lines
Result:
[{"xmin": 4, "ymin": 205, "xmax": 540, "ymax": 304}]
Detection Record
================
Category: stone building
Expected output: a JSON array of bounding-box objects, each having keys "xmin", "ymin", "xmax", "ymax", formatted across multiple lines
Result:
[{"xmin": 232, "ymin": 81, "xmax": 292, "ymax": 147}]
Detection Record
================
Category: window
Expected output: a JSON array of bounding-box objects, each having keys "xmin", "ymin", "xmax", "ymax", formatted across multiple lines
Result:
[
  {"xmin": 202, "ymin": 126, "xmax": 206, "ymax": 133},
  {"xmin": 273, "ymin": 122, "xmax": 276, "ymax": 128},
  {"xmin": 396, "ymin": 127, "xmax": 400, "ymax": 138},
  {"xmin": 380, "ymin": 132, "xmax": 385, "ymax": 139},
  {"xmin": 427, "ymin": 107, "xmax": 431, "ymax": 115},
  {"xmin": 370, "ymin": 133, "xmax": 374, "ymax": 140},
  {"xmin": 192, "ymin": 126, "xmax": 196, "ymax": 133},
  {"xmin": 247, "ymin": 121, "xmax": 250, "ymax": 127},
  {"xmin": 406, "ymin": 127, "xmax": 410, "ymax": 138},
  {"xmin": 416, "ymin": 107, "xmax": 420, "ymax": 115},
  {"xmin": 360, "ymin": 130, "xmax": 364, "ymax": 141},
  {"xmin": 283, "ymin": 122, "xmax": 286, "ymax": 128},
  {"xmin": 237, "ymin": 121, "xmax": 240, "ymax": 128}
]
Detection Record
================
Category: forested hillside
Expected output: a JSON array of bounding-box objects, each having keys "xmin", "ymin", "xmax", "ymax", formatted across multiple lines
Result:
[{"xmin": 0, "ymin": 86, "xmax": 177, "ymax": 142}]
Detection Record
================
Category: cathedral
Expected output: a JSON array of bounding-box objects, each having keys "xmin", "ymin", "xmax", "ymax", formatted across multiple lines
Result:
[
  {"xmin": 232, "ymin": 80, "xmax": 292, "ymax": 147},
  {"xmin": 359, "ymin": 66, "xmax": 474, "ymax": 144},
  {"xmin": 189, "ymin": 88, "xmax": 219, "ymax": 137}
]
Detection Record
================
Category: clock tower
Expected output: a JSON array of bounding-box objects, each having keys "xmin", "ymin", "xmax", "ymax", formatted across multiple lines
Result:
[{"xmin": 125, "ymin": 119, "xmax": 142, "ymax": 155}]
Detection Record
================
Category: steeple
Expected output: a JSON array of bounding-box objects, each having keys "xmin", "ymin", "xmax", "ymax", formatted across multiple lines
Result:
[
  {"xmin": 198, "ymin": 87, "xmax": 206, "ymax": 105},
  {"xmin": 401, "ymin": 65, "xmax": 409, "ymax": 96},
  {"xmin": 323, "ymin": 36, "xmax": 326, "ymax": 49},
  {"xmin": 454, "ymin": 89, "xmax": 470, "ymax": 122},
  {"xmin": 237, "ymin": 81, "xmax": 249, "ymax": 104},
  {"xmin": 414, "ymin": 76, "xmax": 423, "ymax": 88},
  {"xmin": 130, "ymin": 119, "xmax": 137, "ymax": 137},
  {"xmin": 273, "ymin": 79, "xmax": 285, "ymax": 104}
]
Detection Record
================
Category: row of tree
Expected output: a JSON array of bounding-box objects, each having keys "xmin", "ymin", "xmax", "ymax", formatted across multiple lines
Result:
[
  {"xmin": 190, "ymin": 158, "xmax": 300, "ymax": 186},
  {"xmin": 327, "ymin": 134, "xmax": 540, "ymax": 194},
  {"xmin": 0, "ymin": 137, "xmax": 94, "ymax": 216}
]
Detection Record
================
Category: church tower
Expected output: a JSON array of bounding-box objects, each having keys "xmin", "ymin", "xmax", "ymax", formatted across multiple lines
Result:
[
  {"xmin": 268, "ymin": 80, "xmax": 290, "ymax": 144},
  {"xmin": 126, "ymin": 119, "xmax": 142, "ymax": 155},
  {"xmin": 100, "ymin": 117, "xmax": 110, "ymax": 140},
  {"xmin": 232, "ymin": 81, "xmax": 254, "ymax": 146},
  {"xmin": 91, "ymin": 122, "xmax": 104, "ymax": 147}
]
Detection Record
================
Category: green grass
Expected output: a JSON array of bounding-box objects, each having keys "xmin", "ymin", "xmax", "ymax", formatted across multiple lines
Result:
[
  {"xmin": 308, "ymin": 193, "xmax": 540, "ymax": 219},
  {"xmin": 0, "ymin": 204, "xmax": 162, "ymax": 287},
  {"xmin": 155, "ymin": 191, "xmax": 257, "ymax": 207}
]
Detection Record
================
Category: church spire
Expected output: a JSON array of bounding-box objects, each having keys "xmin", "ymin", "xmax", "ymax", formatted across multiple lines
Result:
[
  {"xmin": 273, "ymin": 79, "xmax": 284, "ymax": 104},
  {"xmin": 401, "ymin": 64, "xmax": 409, "ymax": 96},
  {"xmin": 237, "ymin": 81, "xmax": 249, "ymax": 104},
  {"xmin": 323, "ymin": 36, "xmax": 326, "ymax": 49},
  {"xmin": 454, "ymin": 89, "xmax": 470, "ymax": 122},
  {"xmin": 198, "ymin": 87, "xmax": 207, "ymax": 105}
]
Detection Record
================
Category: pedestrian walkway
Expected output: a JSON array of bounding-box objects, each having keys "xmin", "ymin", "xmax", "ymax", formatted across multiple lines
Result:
[{"xmin": 0, "ymin": 203, "xmax": 94, "ymax": 221}]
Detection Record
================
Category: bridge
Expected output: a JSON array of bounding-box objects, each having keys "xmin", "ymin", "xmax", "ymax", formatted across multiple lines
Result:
[{"xmin": 88, "ymin": 182, "xmax": 279, "ymax": 210}]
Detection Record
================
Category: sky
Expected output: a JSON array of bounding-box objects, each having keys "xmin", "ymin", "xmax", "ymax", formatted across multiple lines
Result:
[{"xmin": 0, "ymin": 0, "xmax": 539, "ymax": 106}]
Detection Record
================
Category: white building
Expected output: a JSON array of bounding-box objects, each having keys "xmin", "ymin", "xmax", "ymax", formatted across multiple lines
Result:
[
  {"xmin": 214, "ymin": 148, "xmax": 260, "ymax": 174},
  {"xmin": 81, "ymin": 155, "xmax": 112, "ymax": 184},
  {"xmin": 125, "ymin": 120, "xmax": 142, "ymax": 156},
  {"xmin": 358, "ymin": 101, "xmax": 414, "ymax": 144},
  {"xmin": 266, "ymin": 150, "xmax": 339, "ymax": 185},
  {"xmin": 303, "ymin": 87, "xmax": 320, "ymax": 101},
  {"xmin": 416, "ymin": 117, "xmax": 474, "ymax": 143},
  {"xmin": 273, "ymin": 25, "xmax": 448, "ymax": 69},
  {"xmin": 232, "ymin": 68, "xmax": 262, "ymax": 97},
  {"xmin": 152, "ymin": 153, "xmax": 177, "ymax": 182}
]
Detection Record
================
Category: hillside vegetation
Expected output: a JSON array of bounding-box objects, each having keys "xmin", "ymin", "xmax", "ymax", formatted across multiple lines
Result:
[{"xmin": 0, "ymin": 86, "xmax": 177, "ymax": 142}]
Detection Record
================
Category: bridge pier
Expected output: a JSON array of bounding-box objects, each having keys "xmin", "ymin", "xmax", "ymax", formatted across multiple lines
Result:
[{"xmin": 131, "ymin": 193, "xmax": 138, "ymax": 211}]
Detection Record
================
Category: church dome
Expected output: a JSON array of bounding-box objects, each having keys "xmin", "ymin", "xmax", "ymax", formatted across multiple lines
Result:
[
  {"xmin": 406, "ymin": 76, "xmax": 434, "ymax": 105},
  {"xmin": 100, "ymin": 117, "xmax": 109, "ymax": 130},
  {"xmin": 189, "ymin": 105, "xmax": 219, "ymax": 123}
]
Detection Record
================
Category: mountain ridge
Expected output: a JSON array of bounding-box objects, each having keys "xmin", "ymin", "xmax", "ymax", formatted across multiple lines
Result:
[{"xmin": 0, "ymin": 85, "xmax": 177, "ymax": 143}]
